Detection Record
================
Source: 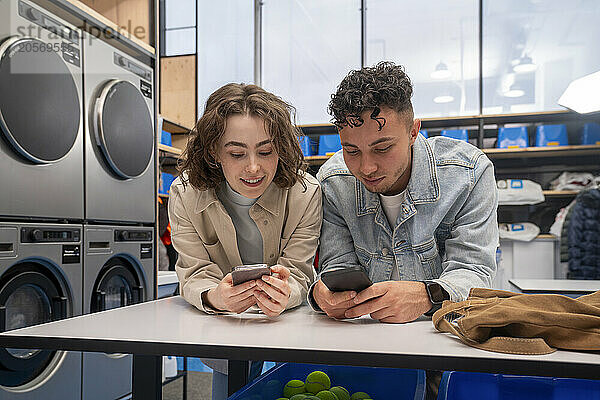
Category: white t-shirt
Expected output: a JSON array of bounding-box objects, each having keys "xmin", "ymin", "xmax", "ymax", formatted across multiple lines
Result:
[{"xmin": 379, "ymin": 190, "xmax": 406, "ymax": 280}]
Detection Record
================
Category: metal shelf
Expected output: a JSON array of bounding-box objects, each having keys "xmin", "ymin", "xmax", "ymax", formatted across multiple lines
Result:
[
  {"xmin": 483, "ymin": 145, "xmax": 600, "ymax": 160},
  {"xmin": 542, "ymin": 190, "xmax": 578, "ymax": 197}
]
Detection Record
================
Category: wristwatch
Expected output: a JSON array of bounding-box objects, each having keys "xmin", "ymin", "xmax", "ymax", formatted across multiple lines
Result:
[{"xmin": 421, "ymin": 280, "xmax": 450, "ymax": 316}]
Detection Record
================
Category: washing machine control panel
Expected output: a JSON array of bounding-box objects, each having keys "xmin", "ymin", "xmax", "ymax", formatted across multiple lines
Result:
[
  {"xmin": 21, "ymin": 227, "xmax": 81, "ymax": 243},
  {"xmin": 18, "ymin": 1, "xmax": 80, "ymax": 45},
  {"xmin": 18, "ymin": 1, "xmax": 81, "ymax": 67},
  {"xmin": 114, "ymin": 229, "xmax": 152, "ymax": 242},
  {"xmin": 114, "ymin": 53, "xmax": 152, "ymax": 82}
]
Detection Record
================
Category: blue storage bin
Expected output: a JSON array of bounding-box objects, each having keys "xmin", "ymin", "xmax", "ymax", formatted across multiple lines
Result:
[
  {"xmin": 161, "ymin": 130, "xmax": 172, "ymax": 146},
  {"xmin": 497, "ymin": 126, "xmax": 528, "ymax": 148},
  {"xmin": 160, "ymin": 172, "xmax": 175, "ymax": 195},
  {"xmin": 298, "ymin": 136, "xmax": 317, "ymax": 156},
  {"xmin": 438, "ymin": 371, "xmax": 600, "ymax": 400},
  {"xmin": 581, "ymin": 122, "xmax": 600, "ymax": 145},
  {"xmin": 441, "ymin": 129, "xmax": 468, "ymax": 142},
  {"xmin": 228, "ymin": 362, "xmax": 426, "ymax": 400},
  {"xmin": 318, "ymin": 134, "xmax": 342, "ymax": 155},
  {"xmin": 535, "ymin": 124, "xmax": 568, "ymax": 147},
  {"xmin": 419, "ymin": 130, "xmax": 429, "ymax": 138}
]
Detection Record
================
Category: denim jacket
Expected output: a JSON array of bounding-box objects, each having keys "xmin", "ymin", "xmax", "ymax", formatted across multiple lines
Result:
[{"xmin": 315, "ymin": 134, "xmax": 498, "ymax": 302}]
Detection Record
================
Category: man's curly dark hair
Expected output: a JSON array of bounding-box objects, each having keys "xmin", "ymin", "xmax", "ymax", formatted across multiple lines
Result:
[{"xmin": 328, "ymin": 61, "xmax": 414, "ymax": 130}]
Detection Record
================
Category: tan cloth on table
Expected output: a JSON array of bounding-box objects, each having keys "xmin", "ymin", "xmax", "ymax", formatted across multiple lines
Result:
[{"xmin": 433, "ymin": 287, "xmax": 600, "ymax": 355}]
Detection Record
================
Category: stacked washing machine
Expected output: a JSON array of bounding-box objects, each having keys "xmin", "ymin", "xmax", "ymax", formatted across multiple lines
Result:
[
  {"xmin": 0, "ymin": 0, "xmax": 84, "ymax": 398},
  {"xmin": 0, "ymin": 0, "xmax": 156, "ymax": 398},
  {"xmin": 81, "ymin": 26, "xmax": 156, "ymax": 400}
]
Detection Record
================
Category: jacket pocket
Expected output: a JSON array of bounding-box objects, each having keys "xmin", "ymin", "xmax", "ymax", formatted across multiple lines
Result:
[
  {"xmin": 414, "ymin": 239, "xmax": 440, "ymax": 278},
  {"xmin": 354, "ymin": 245, "xmax": 372, "ymax": 267}
]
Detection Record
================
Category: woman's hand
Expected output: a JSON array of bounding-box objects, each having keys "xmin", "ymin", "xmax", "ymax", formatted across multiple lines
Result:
[
  {"xmin": 205, "ymin": 273, "xmax": 258, "ymax": 313},
  {"xmin": 253, "ymin": 265, "xmax": 291, "ymax": 317}
]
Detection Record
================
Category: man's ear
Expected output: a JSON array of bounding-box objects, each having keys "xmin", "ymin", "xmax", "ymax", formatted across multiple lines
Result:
[{"xmin": 410, "ymin": 119, "xmax": 421, "ymax": 145}]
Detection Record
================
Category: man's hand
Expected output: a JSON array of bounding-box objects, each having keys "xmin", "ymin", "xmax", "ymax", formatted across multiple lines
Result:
[
  {"xmin": 204, "ymin": 273, "xmax": 258, "ymax": 313},
  {"xmin": 312, "ymin": 279, "xmax": 357, "ymax": 319},
  {"xmin": 253, "ymin": 265, "xmax": 292, "ymax": 317},
  {"xmin": 344, "ymin": 280, "xmax": 432, "ymax": 323}
]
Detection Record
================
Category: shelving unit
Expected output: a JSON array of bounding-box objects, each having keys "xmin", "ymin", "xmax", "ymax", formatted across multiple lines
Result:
[
  {"xmin": 303, "ymin": 144, "xmax": 600, "ymax": 168},
  {"xmin": 158, "ymin": 143, "xmax": 182, "ymax": 156}
]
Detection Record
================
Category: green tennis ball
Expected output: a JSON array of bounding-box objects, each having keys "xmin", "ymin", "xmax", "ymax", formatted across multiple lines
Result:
[
  {"xmin": 305, "ymin": 371, "xmax": 331, "ymax": 394},
  {"xmin": 275, "ymin": 398, "xmax": 289, "ymax": 400},
  {"xmin": 316, "ymin": 390, "xmax": 339, "ymax": 400},
  {"xmin": 284, "ymin": 379, "xmax": 306, "ymax": 398},
  {"xmin": 330, "ymin": 386, "xmax": 350, "ymax": 400},
  {"xmin": 290, "ymin": 395, "xmax": 308, "ymax": 400},
  {"xmin": 304, "ymin": 396, "xmax": 322, "ymax": 400},
  {"xmin": 350, "ymin": 392, "xmax": 372, "ymax": 400}
]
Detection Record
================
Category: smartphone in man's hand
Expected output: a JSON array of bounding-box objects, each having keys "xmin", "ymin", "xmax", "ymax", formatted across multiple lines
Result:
[{"xmin": 321, "ymin": 266, "xmax": 372, "ymax": 293}]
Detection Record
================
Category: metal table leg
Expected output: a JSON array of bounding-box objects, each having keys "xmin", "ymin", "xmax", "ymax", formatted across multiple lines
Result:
[
  {"xmin": 227, "ymin": 360, "xmax": 249, "ymax": 396},
  {"xmin": 133, "ymin": 354, "xmax": 162, "ymax": 400}
]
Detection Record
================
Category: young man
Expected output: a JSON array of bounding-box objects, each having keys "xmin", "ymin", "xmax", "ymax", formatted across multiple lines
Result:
[{"xmin": 311, "ymin": 61, "xmax": 498, "ymax": 323}]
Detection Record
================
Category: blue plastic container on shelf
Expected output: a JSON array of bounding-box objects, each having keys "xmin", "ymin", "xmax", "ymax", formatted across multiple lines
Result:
[
  {"xmin": 441, "ymin": 129, "xmax": 468, "ymax": 142},
  {"xmin": 581, "ymin": 122, "xmax": 600, "ymax": 145},
  {"xmin": 497, "ymin": 126, "xmax": 528, "ymax": 148},
  {"xmin": 298, "ymin": 136, "xmax": 317, "ymax": 156},
  {"xmin": 161, "ymin": 130, "xmax": 172, "ymax": 146},
  {"xmin": 437, "ymin": 371, "xmax": 600, "ymax": 400},
  {"xmin": 318, "ymin": 134, "xmax": 342, "ymax": 155},
  {"xmin": 419, "ymin": 130, "xmax": 429, "ymax": 138},
  {"xmin": 535, "ymin": 124, "xmax": 568, "ymax": 147},
  {"xmin": 160, "ymin": 172, "xmax": 175, "ymax": 195},
  {"xmin": 228, "ymin": 362, "xmax": 426, "ymax": 400}
]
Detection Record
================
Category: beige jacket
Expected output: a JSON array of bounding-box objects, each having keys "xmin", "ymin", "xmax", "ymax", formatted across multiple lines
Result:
[{"xmin": 168, "ymin": 172, "xmax": 322, "ymax": 314}]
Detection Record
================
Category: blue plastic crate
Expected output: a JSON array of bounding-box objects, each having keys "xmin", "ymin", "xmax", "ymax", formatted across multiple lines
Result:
[
  {"xmin": 497, "ymin": 126, "xmax": 528, "ymax": 148},
  {"xmin": 441, "ymin": 129, "xmax": 468, "ymax": 142},
  {"xmin": 419, "ymin": 130, "xmax": 429, "ymax": 138},
  {"xmin": 318, "ymin": 134, "xmax": 342, "ymax": 155},
  {"xmin": 438, "ymin": 371, "xmax": 600, "ymax": 400},
  {"xmin": 161, "ymin": 130, "xmax": 172, "ymax": 146},
  {"xmin": 581, "ymin": 122, "xmax": 600, "ymax": 145},
  {"xmin": 298, "ymin": 136, "xmax": 317, "ymax": 156},
  {"xmin": 160, "ymin": 172, "xmax": 175, "ymax": 195},
  {"xmin": 535, "ymin": 124, "xmax": 568, "ymax": 147},
  {"xmin": 228, "ymin": 362, "xmax": 426, "ymax": 400}
]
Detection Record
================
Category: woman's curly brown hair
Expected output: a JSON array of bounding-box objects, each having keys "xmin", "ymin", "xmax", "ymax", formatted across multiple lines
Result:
[
  {"xmin": 328, "ymin": 61, "xmax": 414, "ymax": 130},
  {"xmin": 178, "ymin": 83, "xmax": 307, "ymax": 191}
]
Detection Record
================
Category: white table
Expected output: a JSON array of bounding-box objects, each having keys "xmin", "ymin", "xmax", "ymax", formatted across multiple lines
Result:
[
  {"xmin": 509, "ymin": 279, "xmax": 600, "ymax": 297},
  {"xmin": 1, "ymin": 296, "xmax": 599, "ymax": 399}
]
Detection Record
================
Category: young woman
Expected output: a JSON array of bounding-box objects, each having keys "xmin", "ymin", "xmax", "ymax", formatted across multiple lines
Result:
[{"xmin": 168, "ymin": 83, "xmax": 322, "ymax": 399}]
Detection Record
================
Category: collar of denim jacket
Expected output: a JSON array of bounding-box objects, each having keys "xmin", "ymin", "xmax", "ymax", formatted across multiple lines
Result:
[{"xmin": 355, "ymin": 134, "xmax": 440, "ymax": 215}]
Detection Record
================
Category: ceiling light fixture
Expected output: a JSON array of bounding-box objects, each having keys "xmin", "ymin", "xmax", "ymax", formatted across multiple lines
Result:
[
  {"xmin": 431, "ymin": 62, "xmax": 451, "ymax": 80},
  {"xmin": 433, "ymin": 94, "xmax": 454, "ymax": 104},
  {"xmin": 504, "ymin": 82, "xmax": 525, "ymax": 98},
  {"xmin": 513, "ymin": 55, "xmax": 537, "ymax": 73}
]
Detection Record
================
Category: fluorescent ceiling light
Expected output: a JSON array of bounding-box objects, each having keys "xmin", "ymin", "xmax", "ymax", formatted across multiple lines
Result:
[
  {"xmin": 433, "ymin": 95, "xmax": 454, "ymax": 103},
  {"xmin": 513, "ymin": 55, "xmax": 537, "ymax": 73},
  {"xmin": 558, "ymin": 71, "xmax": 600, "ymax": 113},
  {"xmin": 431, "ymin": 62, "xmax": 451, "ymax": 79}
]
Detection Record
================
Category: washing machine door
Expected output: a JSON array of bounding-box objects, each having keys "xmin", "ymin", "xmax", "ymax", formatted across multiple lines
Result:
[
  {"xmin": 92, "ymin": 79, "xmax": 154, "ymax": 180},
  {"xmin": 0, "ymin": 37, "xmax": 80, "ymax": 164},
  {"xmin": 91, "ymin": 257, "xmax": 144, "ymax": 312},
  {"xmin": 0, "ymin": 262, "xmax": 69, "ymax": 388}
]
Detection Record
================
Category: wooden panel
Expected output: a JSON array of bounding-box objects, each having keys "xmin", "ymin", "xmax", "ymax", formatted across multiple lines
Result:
[
  {"xmin": 171, "ymin": 134, "xmax": 190, "ymax": 152},
  {"xmin": 78, "ymin": 0, "xmax": 152, "ymax": 45},
  {"xmin": 160, "ymin": 55, "xmax": 196, "ymax": 130}
]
